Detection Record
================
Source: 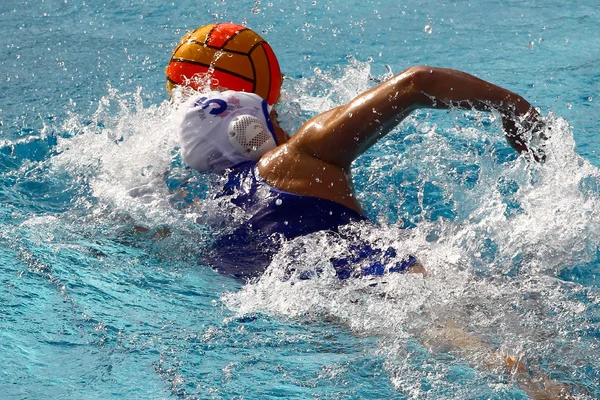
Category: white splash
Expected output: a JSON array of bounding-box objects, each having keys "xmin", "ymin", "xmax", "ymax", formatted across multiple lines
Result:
[{"xmin": 51, "ymin": 86, "xmax": 190, "ymax": 227}]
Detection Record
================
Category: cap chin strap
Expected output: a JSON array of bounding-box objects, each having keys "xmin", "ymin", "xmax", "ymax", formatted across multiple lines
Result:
[{"xmin": 227, "ymin": 115, "xmax": 277, "ymax": 161}]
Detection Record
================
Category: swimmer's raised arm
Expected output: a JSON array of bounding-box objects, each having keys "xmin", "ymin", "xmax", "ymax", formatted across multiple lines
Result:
[{"xmin": 288, "ymin": 66, "xmax": 542, "ymax": 168}]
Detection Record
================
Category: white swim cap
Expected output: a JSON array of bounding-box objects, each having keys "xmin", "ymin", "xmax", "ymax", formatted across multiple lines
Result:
[{"xmin": 179, "ymin": 90, "xmax": 277, "ymax": 173}]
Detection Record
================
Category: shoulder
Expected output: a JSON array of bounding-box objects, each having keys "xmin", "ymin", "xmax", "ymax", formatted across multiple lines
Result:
[{"xmin": 257, "ymin": 142, "xmax": 362, "ymax": 214}]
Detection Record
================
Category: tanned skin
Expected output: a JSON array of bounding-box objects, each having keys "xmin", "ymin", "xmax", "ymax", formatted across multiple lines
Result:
[{"xmin": 258, "ymin": 66, "xmax": 542, "ymax": 214}]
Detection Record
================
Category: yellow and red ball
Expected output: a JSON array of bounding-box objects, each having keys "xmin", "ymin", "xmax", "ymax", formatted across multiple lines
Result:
[{"xmin": 166, "ymin": 23, "xmax": 282, "ymax": 105}]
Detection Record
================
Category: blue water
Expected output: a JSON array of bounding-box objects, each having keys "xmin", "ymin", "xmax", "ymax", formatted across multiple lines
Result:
[{"xmin": 1, "ymin": 0, "xmax": 599, "ymax": 398}]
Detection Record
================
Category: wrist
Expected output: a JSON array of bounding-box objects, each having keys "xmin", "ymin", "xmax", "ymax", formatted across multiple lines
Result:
[{"xmin": 512, "ymin": 95, "xmax": 535, "ymax": 117}]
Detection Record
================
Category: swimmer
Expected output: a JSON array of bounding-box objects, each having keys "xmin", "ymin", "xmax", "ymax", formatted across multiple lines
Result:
[
  {"xmin": 172, "ymin": 25, "xmax": 575, "ymax": 399},
  {"xmin": 177, "ymin": 79, "xmax": 572, "ymax": 398},
  {"xmin": 178, "ymin": 66, "xmax": 546, "ymax": 279}
]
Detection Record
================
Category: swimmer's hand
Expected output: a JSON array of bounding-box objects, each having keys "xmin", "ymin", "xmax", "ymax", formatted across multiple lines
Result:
[
  {"xmin": 407, "ymin": 259, "xmax": 428, "ymax": 277},
  {"xmin": 503, "ymin": 354, "xmax": 575, "ymax": 400},
  {"xmin": 502, "ymin": 108, "xmax": 549, "ymax": 162}
]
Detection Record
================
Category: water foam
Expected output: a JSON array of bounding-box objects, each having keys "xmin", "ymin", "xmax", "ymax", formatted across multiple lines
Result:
[{"xmin": 50, "ymin": 87, "xmax": 193, "ymax": 226}]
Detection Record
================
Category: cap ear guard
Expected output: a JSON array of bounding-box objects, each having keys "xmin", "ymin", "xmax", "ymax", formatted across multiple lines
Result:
[{"xmin": 227, "ymin": 115, "xmax": 277, "ymax": 161}]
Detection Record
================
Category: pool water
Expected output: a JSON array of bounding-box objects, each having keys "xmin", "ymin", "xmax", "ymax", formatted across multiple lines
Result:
[{"xmin": 1, "ymin": 0, "xmax": 599, "ymax": 398}]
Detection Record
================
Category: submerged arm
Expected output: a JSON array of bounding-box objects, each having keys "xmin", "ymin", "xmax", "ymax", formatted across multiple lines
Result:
[
  {"xmin": 422, "ymin": 321, "xmax": 575, "ymax": 399},
  {"xmin": 289, "ymin": 66, "xmax": 542, "ymax": 168}
]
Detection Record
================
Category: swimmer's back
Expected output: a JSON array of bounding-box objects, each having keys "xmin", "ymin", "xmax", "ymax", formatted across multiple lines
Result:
[{"xmin": 221, "ymin": 162, "xmax": 366, "ymax": 240}]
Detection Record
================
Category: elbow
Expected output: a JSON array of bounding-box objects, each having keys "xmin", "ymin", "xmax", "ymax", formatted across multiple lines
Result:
[{"xmin": 392, "ymin": 65, "xmax": 438, "ymax": 107}]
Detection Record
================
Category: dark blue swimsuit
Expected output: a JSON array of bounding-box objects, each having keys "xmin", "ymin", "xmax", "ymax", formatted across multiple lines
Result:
[{"xmin": 206, "ymin": 162, "xmax": 416, "ymax": 279}]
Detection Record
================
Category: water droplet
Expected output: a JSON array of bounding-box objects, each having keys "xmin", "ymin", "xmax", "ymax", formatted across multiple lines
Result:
[
  {"xmin": 275, "ymin": 198, "xmax": 282, "ymax": 205},
  {"xmin": 424, "ymin": 25, "xmax": 432, "ymax": 34},
  {"xmin": 588, "ymin": 96, "xmax": 593, "ymax": 102},
  {"xmin": 315, "ymin": 177, "xmax": 321, "ymax": 183},
  {"xmin": 567, "ymin": 103, "xmax": 572, "ymax": 109},
  {"xmin": 528, "ymin": 41, "xmax": 534, "ymax": 49},
  {"xmin": 251, "ymin": 0, "xmax": 261, "ymax": 14}
]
